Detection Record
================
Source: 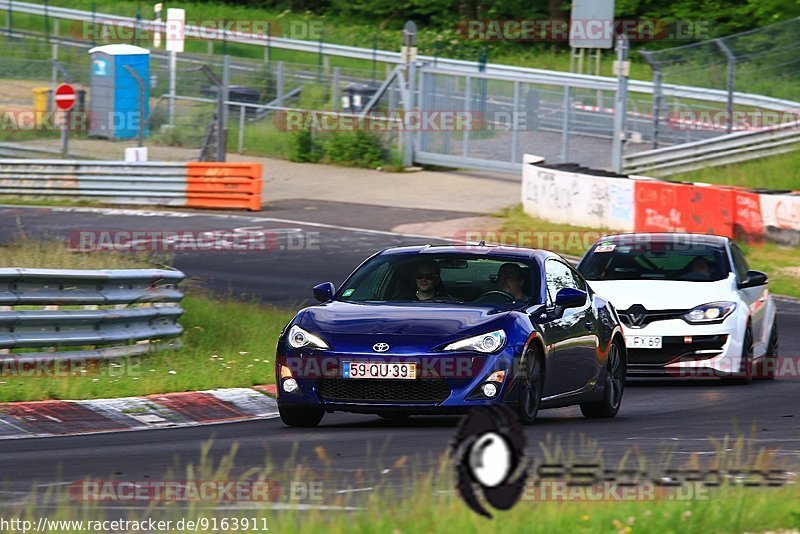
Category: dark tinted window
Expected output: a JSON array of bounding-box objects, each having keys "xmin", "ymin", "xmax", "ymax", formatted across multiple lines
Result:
[
  {"xmin": 339, "ymin": 254, "xmax": 539, "ymax": 305},
  {"xmin": 730, "ymin": 244, "xmax": 749, "ymax": 281},
  {"xmin": 579, "ymin": 240, "xmax": 730, "ymax": 282}
]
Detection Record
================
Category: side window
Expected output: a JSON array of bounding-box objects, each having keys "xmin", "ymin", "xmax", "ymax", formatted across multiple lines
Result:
[
  {"xmin": 545, "ymin": 260, "xmax": 579, "ymax": 306},
  {"xmin": 730, "ymin": 245, "xmax": 749, "ymax": 282},
  {"xmin": 568, "ymin": 266, "xmax": 586, "ymax": 292}
]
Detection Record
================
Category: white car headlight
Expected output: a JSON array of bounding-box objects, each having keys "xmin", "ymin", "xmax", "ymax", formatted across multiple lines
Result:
[
  {"xmin": 287, "ymin": 325, "xmax": 330, "ymax": 350},
  {"xmin": 444, "ymin": 330, "xmax": 507, "ymax": 354},
  {"xmin": 683, "ymin": 302, "xmax": 736, "ymax": 323}
]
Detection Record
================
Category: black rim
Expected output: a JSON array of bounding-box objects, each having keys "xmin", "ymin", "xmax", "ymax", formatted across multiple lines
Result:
[
  {"xmin": 523, "ymin": 357, "xmax": 541, "ymax": 419},
  {"xmin": 743, "ymin": 328, "xmax": 754, "ymax": 374},
  {"xmin": 606, "ymin": 343, "xmax": 623, "ymax": 410}
]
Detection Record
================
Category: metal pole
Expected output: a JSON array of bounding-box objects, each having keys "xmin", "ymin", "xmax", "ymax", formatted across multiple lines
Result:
[
  {"xmin": 715, "ymin": 39, "xmax": 736, "ymax": 134},
  {"xmin": 611, "ymin": 34, "xmax": 629, "ymax": 173},
  {"xmin": 371, "ymin": 34, "xmax": 377, "ymax": 82},
  {"xmin": 238, "ymin": 104, "xmax": 245, "ymax": 154},
  {"xmin": 276, "ymin": 61, "xmax": 284, "ymax": 106},
  {"xmin": 641, "ymin": 50, "xmax": 662, "ymax": 149},
  {"xmin": 168, "ymin": 49, "xmax": 176, "ymax": 128},
  {"xmin": 462, "ymin": 76, "xmax": 472, "ymax": 158},
  {"xmin": 51, "ymin": 41, "xmax": 58, "ymax": 90},
  {"xmin": 43, "ymin": 0, "xmax": 49, "ymax": 43},
  {"xmin": 332, "ymin": 66, "xmax": 340, "ymax": 111},
  {"xmin": 90, "ymin": 2, "xmax": 96, "ymax": 47},
  {"xmin": 60, "ymin": 111, "xmax": 68, "ymax": 157},
  {"xmin": 317, "ymin": 31, "xmax": 323, "ymax": 81},
  {"xmin": 6, "ymin": 0, "xmax": 12, "ymax": 41},
  {"xmin": 217, "ymin": 54, "xmax": 229, "ymax": 162},
  {"xmin": 264, "ymin": 22, "xmax": 270, "ymax": 64},
  {"xmin": 403, "ymin": 62, "xmax": 415, "ymax": 167},
  {"xmin": 511, "ymin": 80, "xmax": 520, "ymax": 163},
  {"xmin": 561, "ymin": 85, "xmax": 570, "ymax": 163}
]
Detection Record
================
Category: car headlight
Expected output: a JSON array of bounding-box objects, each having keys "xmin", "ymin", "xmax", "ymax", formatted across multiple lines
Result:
[
  {"xmin": 444, "ymin": 330, "xmax": 507, "ymax": 353},
  {"xmin": 683, "ymin": 302, "xmax": 736, "ymax": 323},
  {"xmin": 287, "ymin": 325, "xmax": 330, "ymax": 350}
]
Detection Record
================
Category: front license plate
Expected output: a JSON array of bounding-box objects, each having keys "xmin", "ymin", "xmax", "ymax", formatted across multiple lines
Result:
[
  {"xmin": 625, "ymin": 335, "xmax": 662, "ymax": 349},
  {"xmin": 343, "ymin": 362, "xmax": 416, "ymax": 380}
]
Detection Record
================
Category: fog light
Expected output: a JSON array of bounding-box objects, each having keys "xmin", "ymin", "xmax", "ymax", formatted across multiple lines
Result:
[
  {"xmin": 282, "ymin": 378, "xmax": 298, "ymax": 393},
  {"xmin": 482, "ymin": 383, "xmax": 498, "ymax": 398}
]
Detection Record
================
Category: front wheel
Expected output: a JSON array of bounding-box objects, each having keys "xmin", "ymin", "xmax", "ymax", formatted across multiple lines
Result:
[
  {"xmin": 279, "ymin": 404, "xmax": 324, "ymax": 427},
  {"xmin": 581, "ymin": 338, "xmax": 625, "ymax": 419},
  {"xmin": 516, "ymin": 348, "xmax": 543, "ymax": 425},
  {"xmin": 756, "ymin": 323, "xmax": 778, "ymax": 380}
]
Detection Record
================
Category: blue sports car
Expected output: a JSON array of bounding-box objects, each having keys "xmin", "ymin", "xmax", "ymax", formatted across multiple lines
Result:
[{"xmin": 275, "ymin": 245, "xmax": 627, "ymax": 427}]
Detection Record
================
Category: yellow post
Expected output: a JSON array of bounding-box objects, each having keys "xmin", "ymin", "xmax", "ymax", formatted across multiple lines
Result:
[{"xmin": 32, "ymin": 87, "xmax": 50, "ymax": 127}]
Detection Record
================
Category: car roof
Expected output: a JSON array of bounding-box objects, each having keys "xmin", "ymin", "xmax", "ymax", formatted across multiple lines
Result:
[
  {"xmin": 377, "ymin": 244, "xmax": 559, "ymax": 262},
  {"xmin": 594, "ymin": 233, "xmax": 731, "ymax": 247}
]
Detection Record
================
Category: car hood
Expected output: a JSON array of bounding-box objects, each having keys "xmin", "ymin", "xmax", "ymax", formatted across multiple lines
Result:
[
  {"xmin": 299, "ymin": 301, "xmax": 511, "ymax": 352},
  {"xmin": 586, "ymin": 275, "xmax": 736, "ymax": 310}
]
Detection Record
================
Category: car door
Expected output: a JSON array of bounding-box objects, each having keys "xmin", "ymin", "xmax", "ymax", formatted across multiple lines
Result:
[
  {"xmin": 730, "ymin": 244, "xmax": 767, "ymax": 350},
  {"xmin": 542, "ymin": 259, "xmax": 599, "ymax": 396}
]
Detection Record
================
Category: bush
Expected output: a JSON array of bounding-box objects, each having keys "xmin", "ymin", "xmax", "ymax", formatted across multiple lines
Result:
[
  {"xmin": 289, "ymin": 130, "xmax": 323, "ymax": 162},
  {"xmin": 323, "ymin": 130, "xmax": 385, "ymax": 168}
]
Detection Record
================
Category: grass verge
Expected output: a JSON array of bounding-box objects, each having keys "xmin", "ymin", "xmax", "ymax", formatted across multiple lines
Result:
[
  {"xmin": 5, "ymin": 437, "xmax": 799, "ymax": 533},
  {"xmin": 0, "ymin": 238, "xmax": 292, "ymax": 402},
  {"xmin": 497, "ymin": 205, "xmax": 800, "ymax": 299}
]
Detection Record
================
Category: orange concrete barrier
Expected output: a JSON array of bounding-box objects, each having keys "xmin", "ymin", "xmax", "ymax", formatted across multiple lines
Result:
[{"xmin": 185, "ymin": 162, "xmax": 263, "ymax": 211}]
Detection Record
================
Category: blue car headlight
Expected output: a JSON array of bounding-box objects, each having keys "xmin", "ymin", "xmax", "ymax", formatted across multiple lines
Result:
[
  {"xmin": 444, "ymin": 329, "xmax": 507, "ymax": 354},
  {"xmin": 683, "ymin": 302, "xmax": 736, "ymax": 323},
  {"xmin": 287, "ymin": 325, "xmax": 330, "ymax": 350}
]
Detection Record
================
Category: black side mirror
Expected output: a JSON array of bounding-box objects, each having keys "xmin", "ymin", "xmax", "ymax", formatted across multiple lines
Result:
[
  {"xmin": 553, "ymin": 287, "xmax": 587, "ymax": 317},
  {"xmin": 313, "ymin": 282, "xmax": 335, "ymax": 302},
  {"xmin": 738, "ymin": 270, "xmax": 768, "ymax": 289}
]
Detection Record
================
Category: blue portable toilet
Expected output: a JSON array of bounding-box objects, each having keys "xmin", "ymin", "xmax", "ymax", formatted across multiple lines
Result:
[{"xmin": 88, "ymin": 44, "xmax": 150, "ymax": 140}]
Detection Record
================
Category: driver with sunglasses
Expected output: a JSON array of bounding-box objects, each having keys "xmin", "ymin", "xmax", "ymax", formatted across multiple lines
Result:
[{"xmin": 412, "ymin": 260, "xmax": 452, "ymax": 301}]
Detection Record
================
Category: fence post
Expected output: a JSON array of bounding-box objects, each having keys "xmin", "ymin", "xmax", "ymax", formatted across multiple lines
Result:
[
  {"xmin": 403, "ymin": 62, "xmax": 415, "ymax": 167},
  {"xmin": 511, "ymin": 80, "xmax": 520, "ymax": 163},
  {"xmin": 6, "ymin": 0, "xmax": 12, "ymax": 41},
  {"xmin": 43, "ymin": 0, "xmax": 49, "ymax": 43},
  {"xmin": 90, "ymin": 2, "xmax": 96, "ymax": 47},
  {"xmin": 526, "ymin": 89, "xmax": 539, "ymax": 132},
  {"xmin": 238, "ymin": 105, "xmax": 245, "ymax": 154},
  {"xmin": 264, "ymin": 22, "xmax": 270, "ymax": 64},
  {"xmin": 561, "ymin": 85, "xmax": 571, "ymax": 163},
  {"xmin": 462, "ymin": 76, "xmax": 471, "ymax": 158},
  {"xmin": 715, "ymin": 38, "xmax": 736, "ymax": 134},
  {"xmin": 276, "ymin": 61, "xmax": 284, "ymax": 107},
  {"xmin": 217, "ymin": 54, "xmax": 229, "ymax": 162},
  {"xmin": 611, "ymin": 34, "xmax": 629, "ymax": 173},
  {"xmin": 332, "ymin": 66, "xmax": 340, "ymax": 112},
  {"xmin": 640, "ymin": 50, "xmax": 662, "ymax": 150},
  {"xmin": 51, "ymin": 40, "xmax": 58, "ymax": 90}
]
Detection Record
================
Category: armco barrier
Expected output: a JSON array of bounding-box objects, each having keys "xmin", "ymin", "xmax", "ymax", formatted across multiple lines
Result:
[
  {"xmin": 522, "ymin": 154, "xmax": 797, "ymax": 244},
  {"xmin": 0, "ymin": 160, "xmax": 262, "ymax": 211},
  {"xmin": 0, "ymin": 268, "xmax": 185, "ymax": 363}
]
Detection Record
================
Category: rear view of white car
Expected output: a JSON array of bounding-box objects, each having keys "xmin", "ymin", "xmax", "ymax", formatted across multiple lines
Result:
[{"xmin": 577, "ymin": 233, "xmax": 778, "ymax": 382}]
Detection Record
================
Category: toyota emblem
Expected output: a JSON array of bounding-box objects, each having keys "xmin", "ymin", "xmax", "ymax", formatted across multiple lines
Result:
[{"xmin": 373, "ymin": 342, "xmax": 390, "ymax": 353}]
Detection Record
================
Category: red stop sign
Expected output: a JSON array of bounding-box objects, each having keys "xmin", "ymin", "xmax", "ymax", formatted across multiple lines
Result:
[{"xmin": 54, "ymin": 84, "xmax": 77, "ymax": 111}]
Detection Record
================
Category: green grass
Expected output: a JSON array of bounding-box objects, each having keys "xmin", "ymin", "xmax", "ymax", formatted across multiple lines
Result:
[
  {"xmin": 5, "ymin": 439, "xmax": 799, "ymax": 533},
  {"xmin": 0, "ymin": 238, "xmax": 292, "ymax": 402},
  {"xmin": 672, "ymin": 146, "xmax": 800, "ymax": 191},
  {"xmin": 497, "ymin": 205, "xmax": 800, "ymax": 298}
]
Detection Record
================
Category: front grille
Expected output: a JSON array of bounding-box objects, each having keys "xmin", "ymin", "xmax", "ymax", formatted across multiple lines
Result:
[
  {"xmin": 628, "ymin": 335, "xmax": 728, "ymax": 366},
  {"xmin": 618, "ymin": 305, "xmax": 687, "ymax": 328},
  {"xmin": 319, "ymin": 378, "xmax": 451, "ymax": 403}
]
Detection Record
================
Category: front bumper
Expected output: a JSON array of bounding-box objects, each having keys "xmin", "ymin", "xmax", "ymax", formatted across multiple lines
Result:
[
  {"xmin": 621, "ymin": 316, "xmax": 744, "ymax": 378},
  {"xmin": 275, "ymin": 348, "xmax": 523, "ymax": 413}
]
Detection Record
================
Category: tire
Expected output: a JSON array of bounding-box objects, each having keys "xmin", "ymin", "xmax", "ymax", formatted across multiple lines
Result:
[
  {"xmin": 279, "ymin": 404, "xmax": 324, "ymax": 427},
  {"xmin": 723, "ymin": 326, "xmax": 753, "ymax": 385},
  {"xmin": 581, "ymin": 338, "xmax": 626, "ymax": 419},
  {"xmin": 516, "ymin": 347, "xmax": 544, "ymax": 425},
  {"xmin": 756, "ymin": 323, "xmax": 778, "ymax": 380}
]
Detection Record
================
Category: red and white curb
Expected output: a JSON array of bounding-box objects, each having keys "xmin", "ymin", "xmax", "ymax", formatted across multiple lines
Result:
[{"xmin": 0, "ymin": 386, "xmax": 279, "ymax": 440}]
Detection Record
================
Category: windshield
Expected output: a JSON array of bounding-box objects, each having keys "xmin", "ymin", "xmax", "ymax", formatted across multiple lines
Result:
[
  {"xmin": 579, "ymin": 241, "xmax": 729, "ymax": 282},
  {"xmin": 338, "ymin": 254, "xmax": 539, "ymax": 305}
]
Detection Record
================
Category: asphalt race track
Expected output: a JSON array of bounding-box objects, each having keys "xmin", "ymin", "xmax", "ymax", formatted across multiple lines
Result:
[{"xmin": 0, "ymin": 203, "xmax": 798, "ymax": 504}]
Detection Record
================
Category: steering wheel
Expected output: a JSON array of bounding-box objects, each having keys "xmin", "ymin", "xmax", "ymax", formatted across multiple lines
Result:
[{"xmin": 474, "ymin": 290, "xmax": 516, "ymax": 303}]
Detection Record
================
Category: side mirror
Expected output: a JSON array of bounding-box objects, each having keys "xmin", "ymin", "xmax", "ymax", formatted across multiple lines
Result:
[
  {"xmin": 738, "ymin": 270, "xmax": 768, "ymax": 289},
  {"xmin": 553, "ymin": 287, "xmax": 587, "ymax": 317},
  {"xmin": 313, "ymin": 282, "xmax": 335, "ymax": 302}
]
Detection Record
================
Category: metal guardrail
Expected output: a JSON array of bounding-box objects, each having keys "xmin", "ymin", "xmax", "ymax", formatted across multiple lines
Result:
[
  {"xmin": 0, "ymin": 143, "xmax": 67, "ymax": 159},
  {"xmin": 4, "ymin": 0, "xmax": 799, "ymax": 112},
  {"xmin": 0, "ymin": 160, "xmax": 263, "ymax": 210},
  {"xmin": 0, "ymin": 268, "xmax": 184, "ymax": 362},
  {"xmin": 623, "ymin": 120, "xmax": 800, "ymax": 176}
]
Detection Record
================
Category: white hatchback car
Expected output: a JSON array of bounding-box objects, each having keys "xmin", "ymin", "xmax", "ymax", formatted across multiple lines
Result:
[{"xmin": 577, "ymin": 233, "xmax": 778, "ymax": 382}]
